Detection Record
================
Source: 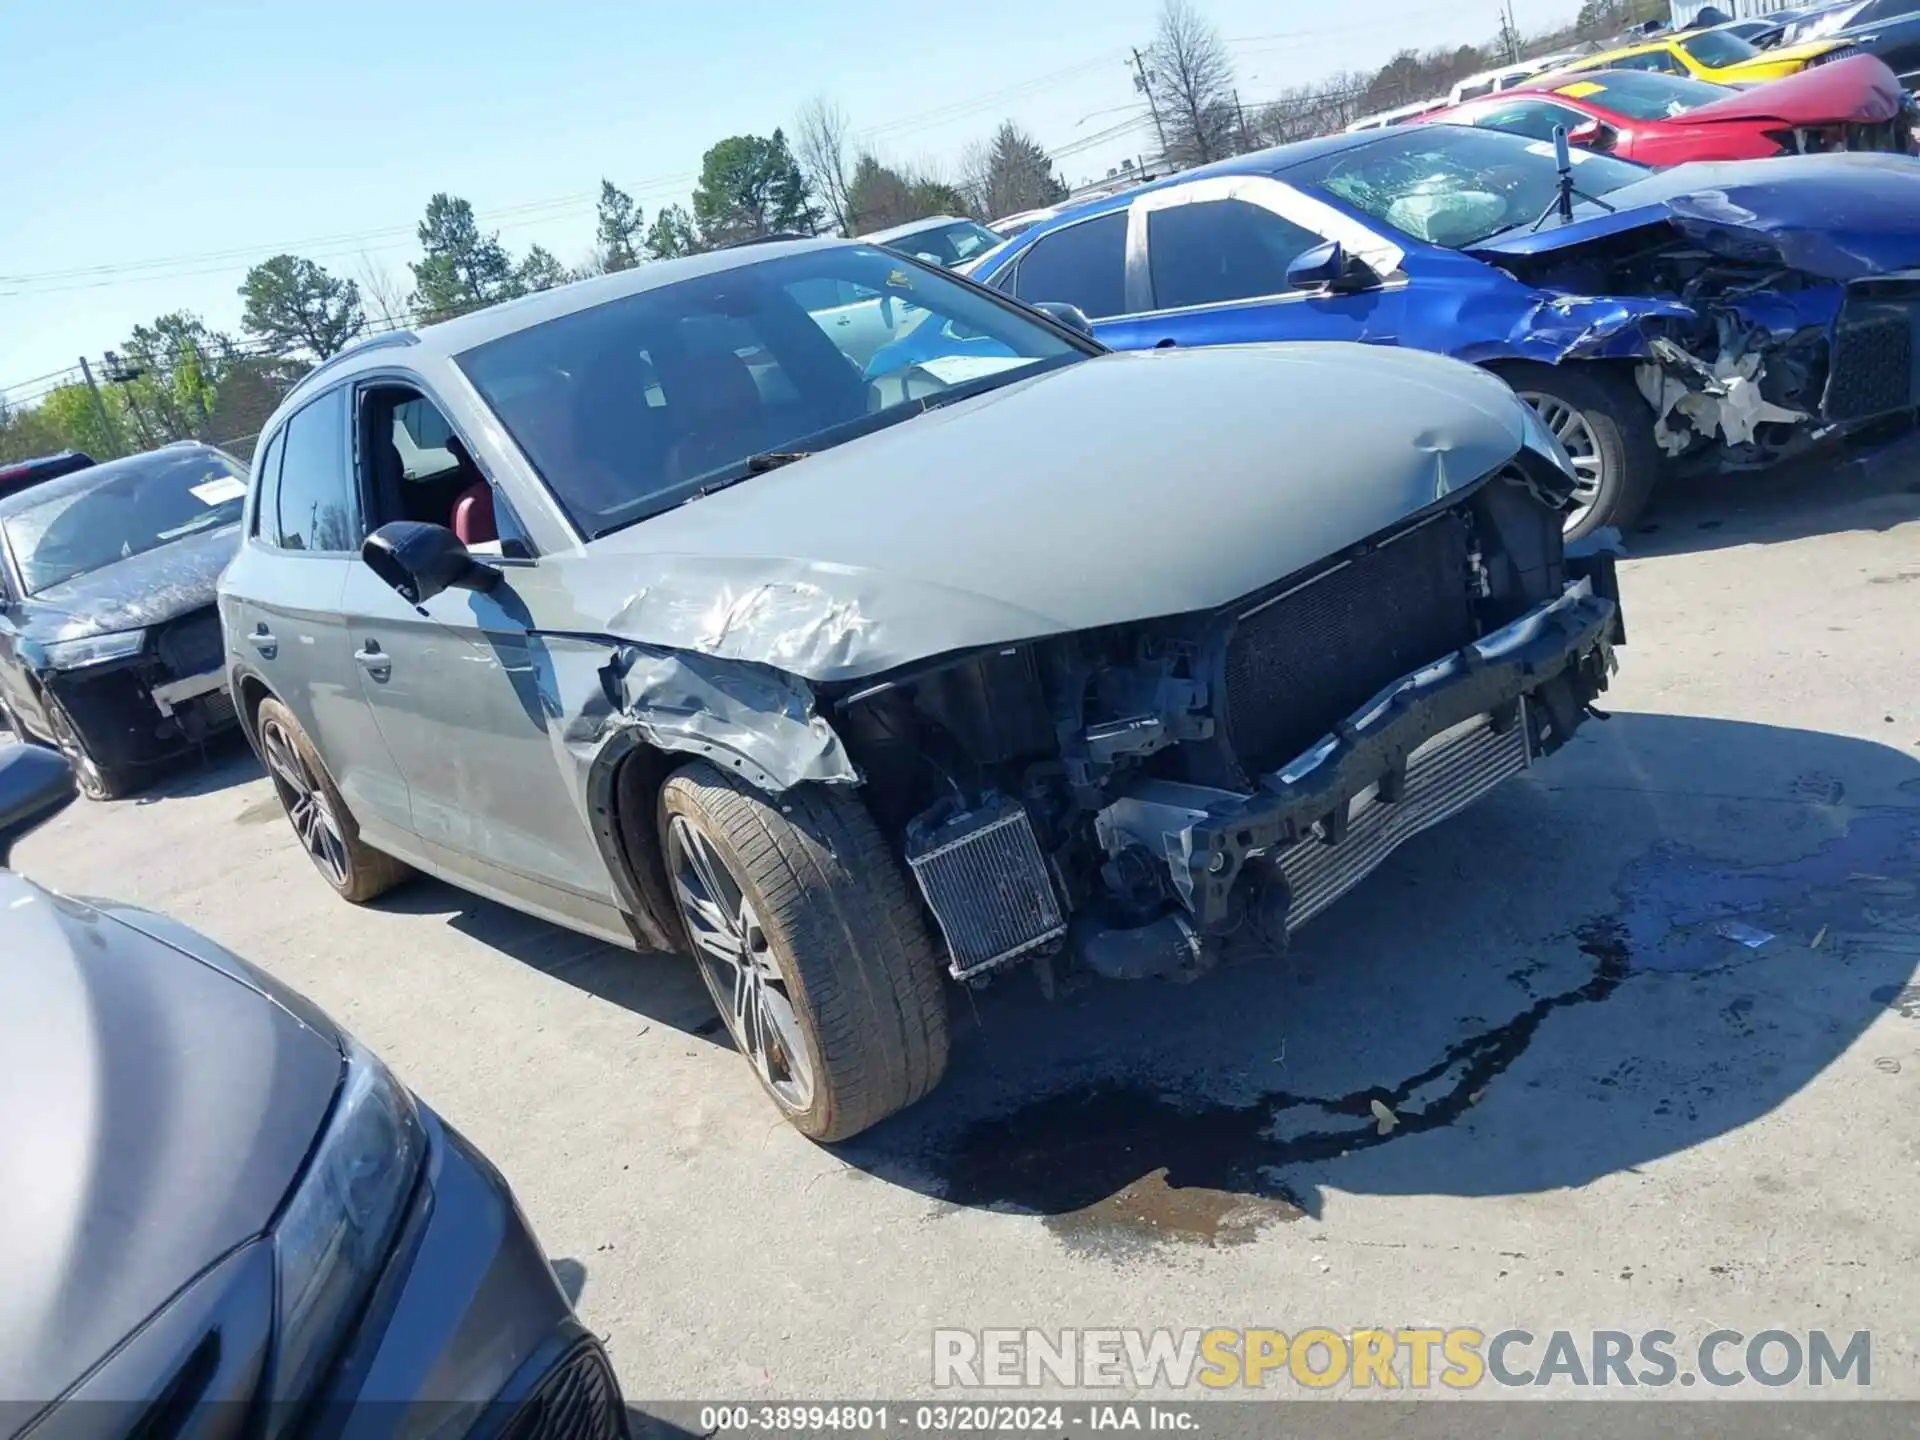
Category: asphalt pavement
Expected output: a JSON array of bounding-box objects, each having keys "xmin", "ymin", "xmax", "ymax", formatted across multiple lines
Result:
[{"xmin": 11, "ymin": 439, "xmax": 1920, "ymax": 1419}]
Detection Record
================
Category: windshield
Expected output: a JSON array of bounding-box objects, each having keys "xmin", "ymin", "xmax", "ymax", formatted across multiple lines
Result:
[
  {"xmin": 1680, "ymin": 28, "xmax": 1760, "ymax": 64},
  {"xmin": 1291, "ymin": 126, "xmax": 1649, "ymax": 247},
  {"xmin": 1559, "ymin": 70, "xmax": 1734, "ymax": 117},
  {"xmin": 457, "ymin": 245, "xmax": 1085, "ymax": 538},
  {"xmin": 882, "ymin": 220, "xmax": 1006, "ymax": 268},
  {"xmin": 2, "ymin": 448, "xmax": 245, "ymax": 594}
]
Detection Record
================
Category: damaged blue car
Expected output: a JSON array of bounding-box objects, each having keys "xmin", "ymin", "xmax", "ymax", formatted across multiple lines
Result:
[{"xmin": 939, "ymin": 125, "xmax": 1920, "ymax": 537}]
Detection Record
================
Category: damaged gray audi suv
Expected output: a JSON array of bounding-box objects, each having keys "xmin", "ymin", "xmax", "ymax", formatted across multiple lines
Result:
[{"xmin": 218, "ymin": 239, "xmax": 1625, "ymax": 1140}]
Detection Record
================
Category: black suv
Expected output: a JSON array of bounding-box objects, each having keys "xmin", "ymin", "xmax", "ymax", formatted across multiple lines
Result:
[{"xmin": 0, "ymin": 444, "xmax": 245, "ymax": 797}]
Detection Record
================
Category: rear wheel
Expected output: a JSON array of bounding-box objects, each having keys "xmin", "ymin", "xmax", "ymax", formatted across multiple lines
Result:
[
  {"xmin": 1503, "ymin": 362, "xmax": 1660, "ymax": 541},
  {"xmin": 255, "ymin": 697, "xmax": 410, "ymax": 902},
  {"xmin": 658, "ymin": 761, "xmax": 949, "ymax": 1142}
]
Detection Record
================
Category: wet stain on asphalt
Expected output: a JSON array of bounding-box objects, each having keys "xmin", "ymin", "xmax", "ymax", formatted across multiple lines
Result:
[
  {"xmin": 919, "ymin": 804, "xmax": 1920, "ymax": 1250},
  {"xmin": 931, "ymin": 920, "xmax": 1630, "ymax": 1249}
]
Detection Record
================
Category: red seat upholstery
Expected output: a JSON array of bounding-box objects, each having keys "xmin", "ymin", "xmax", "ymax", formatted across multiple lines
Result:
[{"xmin": 451, "ymin": 482, "xmax": 497, "ymax": 546}]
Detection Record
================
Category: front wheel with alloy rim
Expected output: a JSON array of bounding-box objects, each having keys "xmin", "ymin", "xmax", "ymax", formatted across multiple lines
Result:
[
  {"xmin": 254, "ymin": 697, "xmax": 410, "ymax": 902},
  {"xmin": 41, "ymin": 692, "xmax": 130, "ymax": 800},
  {"xmin": 658, "ymin": 761, "xmax": 950, "ymax": 1142},
  {"xmin": 1503, "ymin": 361, "xmax": 1660, "ymax": 543}
]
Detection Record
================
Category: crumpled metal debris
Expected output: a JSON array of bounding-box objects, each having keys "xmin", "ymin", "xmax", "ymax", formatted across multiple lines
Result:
[
  {"xmin": 1635, "ymin": 334, "xmax": 1807, "ymax": 454},
  {"xmin": 600, "ymin": 643, "xmax": 860, "ymax": 792}
]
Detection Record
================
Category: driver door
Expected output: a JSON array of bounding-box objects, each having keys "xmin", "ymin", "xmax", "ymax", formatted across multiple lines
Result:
[{"xmin": 339, "ymin": 380, "xmax": 624, "ymax": 937}]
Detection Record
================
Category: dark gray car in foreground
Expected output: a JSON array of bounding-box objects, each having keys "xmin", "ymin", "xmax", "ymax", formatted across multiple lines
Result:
[
  {"xmin": 218, "ymin": 238, "xmax": 1625, "ymax": 1141},
  {"xmin": 0, "ymin": 443, "xmax": 246, "ymax": 798},
  {"xmin": 0, "ymin": 745, "xmax": 625, "ymax": 1438}
]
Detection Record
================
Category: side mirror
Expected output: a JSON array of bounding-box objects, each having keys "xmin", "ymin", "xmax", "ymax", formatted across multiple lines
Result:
[
  {"xmin": 1032, "ymin": 300, "xmax": 1095, "ymax": 336},
  {"xmin": 1568, "ymin": 119, "xmax": 1615, "ymax": 151},
  {"xmin": 361, "ymin": 521, "xmax": 501, "ymax": 606},
  {"xmin": 0, "ymin": 745, "xmax": 76, "ymax": 867},
  {"xmin": 1286, "ymin": 240, "xmax": 1381, "ymax": 294}
]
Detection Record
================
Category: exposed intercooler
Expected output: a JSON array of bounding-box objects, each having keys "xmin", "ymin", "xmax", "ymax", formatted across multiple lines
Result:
[
  {"xmin": 1203, "ymin": 509, "xmax": 1478, "ymax": 782},
  {"xmin": 1277, "ymin": 705, "xmax": 1531, "ymax": 931},
  {"xmin": 906, "ymin": 797, "xmax": 1067, "ymax": 980}
]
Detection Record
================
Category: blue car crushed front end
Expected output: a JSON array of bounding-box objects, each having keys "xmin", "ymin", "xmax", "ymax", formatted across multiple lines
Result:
[
  {"xmin": 1446, "ymin": 153, "xmax": 1920, "ymax": 460},
  {"xmin": 959, "ymin": 151, "xmax": 1920, "ymax": 471}
]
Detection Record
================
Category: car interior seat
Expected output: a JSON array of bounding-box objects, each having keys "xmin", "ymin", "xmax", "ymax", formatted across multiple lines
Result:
[
  {"xmin": 661, "ymin": 349, "xmax": 764, "ymax": 485},
  {"xmin": 446, "ymin": 436, "xmax": 498, "ymax": 547}
]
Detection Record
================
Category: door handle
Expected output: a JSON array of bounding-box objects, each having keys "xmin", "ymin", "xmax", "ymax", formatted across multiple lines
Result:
[
  {"xmin": 248, "ymin": 624, "xmax": 277, "ymax": 659},
  {"xmin": 1154, "ymin": 337, "xmax": 1179, "ymax": 349},
  {"xmin": 356, "ymin": 642, "xmax": 391, "ymax": 682}
]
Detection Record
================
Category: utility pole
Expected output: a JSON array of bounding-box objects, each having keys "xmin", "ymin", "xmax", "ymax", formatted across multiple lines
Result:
[
  {"xmin": 1234, "ymin": 89, "xmax": 1250, "ymax": 151},
  {"xmin": 1130, "ymin": 48, "xmax": 1171, "ymax": 163},
  {"xmin": 1499, "ymin": 0, "xmax": 1522, "ymax": 61},
  {"xmin": 101, "ymin": 351, "xmax": 156, "ymax": 450},
  {"xmin": 76, "ymin": 357, "xmax": 126, "ymax": 458}
]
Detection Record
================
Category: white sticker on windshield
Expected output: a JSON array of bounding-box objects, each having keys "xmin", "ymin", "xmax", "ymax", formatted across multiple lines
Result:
[
  {"xmin": 190, "ymin": 476, "xmax": 247, "ymax": 505},
  {"xmin": 1525, "ymin": 140, "xmax": 1595, "ymax": 163}
]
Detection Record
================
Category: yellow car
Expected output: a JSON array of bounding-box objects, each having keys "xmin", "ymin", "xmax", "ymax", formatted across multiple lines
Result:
[{"xmin": 1561, "ymin": 25, "xmax": 1855, "ymax": 84}]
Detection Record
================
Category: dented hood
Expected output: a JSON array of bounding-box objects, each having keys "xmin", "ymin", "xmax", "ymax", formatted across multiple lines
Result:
[
  {"xmin": 1468, "ymin": 152, "xmax": 1920, "ymax": 280},
  {"xmin": 1677, "ymin": 53, "xmax": 1903, "ymax": 127},
  {"xmin": 567, "ymin": 344, "xmax": 1533, "ymax": 683}
]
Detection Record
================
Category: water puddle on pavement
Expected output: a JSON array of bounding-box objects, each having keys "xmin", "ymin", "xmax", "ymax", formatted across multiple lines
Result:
[
  {"xmin": 934, "ymin": 921, "xmax": 1629, "ymax": 1251},
  {"xmin": 920, "ymin": 802, "xmax": 1920, "ymax": 1253}
]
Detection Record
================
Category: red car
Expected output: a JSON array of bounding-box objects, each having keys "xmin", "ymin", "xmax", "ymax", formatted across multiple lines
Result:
[{"xmin": 1425, "ymin": 56, "xmax": 1913, "ymax": 164}]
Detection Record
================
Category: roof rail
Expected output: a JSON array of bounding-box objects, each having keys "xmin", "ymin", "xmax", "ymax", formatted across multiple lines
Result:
[
  {"xmin": 717, "ymin": 231, "xmax": 815, "ymax": 249},
  {"xmin": 285, "ymin": 329, "xmax": 420, "ymax": 398}
]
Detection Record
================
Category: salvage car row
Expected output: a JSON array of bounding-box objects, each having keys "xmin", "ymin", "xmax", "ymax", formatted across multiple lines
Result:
[
  {"xmin": 5, "ymin": 116, "xmax": 1919, "ymax": 1154},
  {"xmin": 8, "ymin": 100, "xmax": 1920, "ymax": 1424}
]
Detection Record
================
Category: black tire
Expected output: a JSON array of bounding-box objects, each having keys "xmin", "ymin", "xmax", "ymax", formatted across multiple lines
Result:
[
  {"xmin": 255, "ymin": 696, "xmax": 411, "ymax": 903},
  {"xmin": 41, "ymin": 691, "xmax": 134, "ymax": 800},
  {"xmin": 1498, "ymin": 361, "xmax": 1660, "ymax": 542},
  {"xmin": 658, "ymin": 761, "xmax": 950, "ymax": 1142}
]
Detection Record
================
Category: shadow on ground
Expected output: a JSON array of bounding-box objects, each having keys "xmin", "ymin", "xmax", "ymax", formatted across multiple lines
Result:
[
  {"xmin": 368, "ymin": 880, "xmax": 728, "ymax": 1046},
  {"xmin": 1629, "ymin": 427, "xmax": 1920, "ymax": 561},
  {"xmin": 833, "ymin": 712, "xmax": 1920, "ymax": 1251}
]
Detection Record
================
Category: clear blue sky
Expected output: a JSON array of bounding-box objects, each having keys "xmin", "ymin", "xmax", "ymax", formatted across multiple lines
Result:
[{"xmin": 0, "ymin": 0, "xmax": 1579, "ymax": 398}]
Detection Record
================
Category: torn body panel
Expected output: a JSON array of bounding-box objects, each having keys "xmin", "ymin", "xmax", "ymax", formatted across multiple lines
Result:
[{"xmin": 1450, "ymin": 158, "xmax": 1920, "ymax": 464}]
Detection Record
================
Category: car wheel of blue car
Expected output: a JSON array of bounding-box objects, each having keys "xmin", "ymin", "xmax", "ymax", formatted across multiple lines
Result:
[{"xmin": 1506, "ymin": 362, "xmax": 1659, "ymax": 542}]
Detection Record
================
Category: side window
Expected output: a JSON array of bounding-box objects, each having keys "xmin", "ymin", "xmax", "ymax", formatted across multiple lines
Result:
[
  {"xmin": 1612, "ymin": 49, "xmax": 1682, "ymax": 73},
  {"xmin": 1469, "ymin": 100, "xmax": 1590, "ymax": 142},
  {"xmin": 1147, "ymin": 199, "xmax": 1323, "ymax": 310},
  {"xmin": 1010, "ymin": 211, "xmax": 1129, "ymax": 319},
  {"xmin": 273, "ymin": 388, "xmax": 356, "ymax": 553},
  {"xmin": 360, "ymin": 384, "xmax": 532, "ymax": 558},
  {"xmin": 250, "ymin": 428, "xmax": 286, "ymax": 540}
]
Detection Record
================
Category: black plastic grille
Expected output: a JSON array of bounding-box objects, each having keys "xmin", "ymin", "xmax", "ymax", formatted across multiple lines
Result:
[
  {"xmin": 501, "ymin": 1342, "xmax": 625, "ymax": 1440},
  {"xmin": 1220, "ymin": 511, "xmax": 1476, "ymax": 778},
  {"xmin": 1809, "ymin": 43, "xmax": 1865, "ymax": 65},
  {"xmin": 155, "ymin": 609, "xmax": 224, "ymax": 677},
  {"xmin": 1826, "ymin": 310, "xmax": 1913, "ymax": 421}
]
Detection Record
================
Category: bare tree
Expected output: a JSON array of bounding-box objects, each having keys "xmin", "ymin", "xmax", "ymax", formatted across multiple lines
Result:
[
  {"xmin": 1144, "ymin": 0, "xmax": 1237, "ymax": 168},
  {"xmin": 794, "ymin": 96, "xmax": 857, "ymax": 236},
  {"xmin": 355, "ymin": 254, "xmax": 413, "ymax": 331}
]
